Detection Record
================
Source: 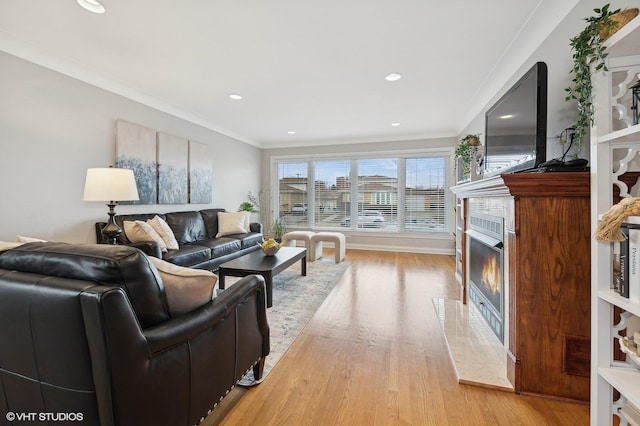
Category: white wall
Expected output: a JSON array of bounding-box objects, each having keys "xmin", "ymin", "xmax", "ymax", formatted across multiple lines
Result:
[
  {"xmin": 0, "ymin": 51, "xmax": 262, "ymax": 243},
  {"xmin": 261, "ymin": 137, "xmax": 457, "ymax": 254},
  {"xmin": 459, "ymin": 0, "xmax": 630, "ymax": 159}
]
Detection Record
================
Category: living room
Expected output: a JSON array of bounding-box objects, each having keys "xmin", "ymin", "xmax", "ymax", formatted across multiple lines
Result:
[{"xmin": 1, "ymin": 1, "xmax": 638, "ymax": 425}]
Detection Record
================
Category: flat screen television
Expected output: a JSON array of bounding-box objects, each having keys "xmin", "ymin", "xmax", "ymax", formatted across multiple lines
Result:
[{"xmin": 484, "ymin": 61, "xmax": 547, "ymax": 176}]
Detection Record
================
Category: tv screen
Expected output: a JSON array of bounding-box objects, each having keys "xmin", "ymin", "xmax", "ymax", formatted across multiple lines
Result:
[{"xmin": 484, "ymin": 61, "xmax": 547, "ymax": 176}]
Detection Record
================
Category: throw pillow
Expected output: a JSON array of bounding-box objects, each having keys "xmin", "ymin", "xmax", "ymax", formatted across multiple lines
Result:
[
  {"xmin": 216, "ymin": 211, "xmax": 249, "ymax": 237},
  {"xmin": 16, "ymin": 235, "xmax": 47, "ymax": 243},
  {"xmin": 0, "ymin": 241, "xmax": 24, "ymax": 252},
  {"xmin": 123, "ymin": 220, "xmax": 168, "ymax": 252},
  {"xmin": 147, "ymin": 215, "xmax": 179, "ymax": 250},
  {"xmin": 149, "ymin": 256, "xmax": 218, "ymax": 316}
]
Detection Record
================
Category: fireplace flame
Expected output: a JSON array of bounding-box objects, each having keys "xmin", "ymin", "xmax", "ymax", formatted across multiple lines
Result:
[{"xmin": 481, "ymin": 254, "xmax": 501, "ymax": 295}]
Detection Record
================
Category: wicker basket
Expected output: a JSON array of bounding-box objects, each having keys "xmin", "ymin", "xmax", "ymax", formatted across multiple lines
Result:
[{"xmin": 599, "ymin": 8, "xmax": 639, "ymax": 40}]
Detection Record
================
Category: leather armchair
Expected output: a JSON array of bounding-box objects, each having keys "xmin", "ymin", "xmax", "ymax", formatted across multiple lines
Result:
[{"xmin": 0, "ymin": 242, "xmax": 269, "ymax": 426}]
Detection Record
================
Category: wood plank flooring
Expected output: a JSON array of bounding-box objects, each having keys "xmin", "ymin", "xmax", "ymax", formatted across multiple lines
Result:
[{"xmin": 204, "ymin": 250, "xmax": 589, "ymax": 425}]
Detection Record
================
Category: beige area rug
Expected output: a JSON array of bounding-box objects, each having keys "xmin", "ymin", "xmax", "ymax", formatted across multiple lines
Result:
[{"xmin": 221, "ymin": 258, "xmax": 350, "ymax": 386}]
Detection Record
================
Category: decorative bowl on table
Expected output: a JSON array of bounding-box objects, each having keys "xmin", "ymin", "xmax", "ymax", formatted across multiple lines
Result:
[{"xmin": 259, "ymin": 238, "xmax": 281, "ymax": 256}]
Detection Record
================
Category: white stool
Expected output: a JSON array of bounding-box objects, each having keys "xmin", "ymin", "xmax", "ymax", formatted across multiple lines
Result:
[
  {"xmin": 310, "ymin": 232, "xmax": 346, "ymax": 263},
  {"xmin": 281, "ymin": 231, "xmax": 322, "ymax": 261}
]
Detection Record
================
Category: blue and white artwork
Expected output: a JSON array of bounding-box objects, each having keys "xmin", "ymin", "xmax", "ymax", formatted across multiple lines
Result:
[
  {"xmin": 115, "ymin": 120, "xmax": 157, "ymax": 204},
  {"xmin": 157, "ymin": 132, "xmax": 188, "ymax": 204},
  {"xmin": 188, "ymin": 140, "xmax": 213, "ymax": 204}
]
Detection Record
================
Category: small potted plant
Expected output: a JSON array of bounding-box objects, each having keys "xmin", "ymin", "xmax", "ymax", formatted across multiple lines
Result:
[
  {"xmin": 564, "ymin": 4, "xmax": 638, "ymax": 157},
  {"xmin": 271, "ymin": 217, "xmax": 287, "ymax": 242},
  {"xmin": 455, "ymin": 134, "xmax": 482, "ymax": 182}
]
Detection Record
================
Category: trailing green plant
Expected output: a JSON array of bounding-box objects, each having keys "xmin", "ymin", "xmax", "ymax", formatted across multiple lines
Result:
[
  {"xmin": 564, "ymin": 3, "xmax": 620, "ymax": 157},
  {"xmin": 454, "ymin": 134, "xmax": 481, "ymax": 177}
]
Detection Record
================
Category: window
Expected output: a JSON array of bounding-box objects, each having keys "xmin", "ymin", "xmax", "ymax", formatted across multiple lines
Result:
[
  {"xmin": 405, "ymin": 157, "xmax": 446, "ymax": 231},
  {"xmin": 274, "ymin": 153, "xmax": 449, "ymax": 233},
  {"xmin": 277, "ymin": 161, "xmax": 308, "ymax": 228},
  {"xmin": 314, "ymin": 160, "xmax": 350, "ymax": 229}
]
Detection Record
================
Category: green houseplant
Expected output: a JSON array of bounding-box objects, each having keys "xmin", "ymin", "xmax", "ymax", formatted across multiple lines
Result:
[
  {"xmin": 271, "ymin": 217, "xmax": 287, "ymax": 242},
  {"xmin": 454, "ymin": 134, "xmax": 481, "ymax": 180},
  {"xmin": 564, "ymin": 4, "xmax": 638, "ymax": 157}
]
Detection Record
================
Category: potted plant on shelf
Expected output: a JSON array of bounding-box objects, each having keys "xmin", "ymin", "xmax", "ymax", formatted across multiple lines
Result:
[
  {"xmin": 564, "ymin": 4, "xmax": 638, "ymax": 158},
  {"xmin": 455, "ymin": 133, "xmax": 482, "ymax": 182}
]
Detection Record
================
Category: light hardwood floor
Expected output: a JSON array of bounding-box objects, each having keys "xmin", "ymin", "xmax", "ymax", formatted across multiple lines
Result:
[{"xmin": 205, "ymin": 250, "xmax": 589, "ymax": 425}]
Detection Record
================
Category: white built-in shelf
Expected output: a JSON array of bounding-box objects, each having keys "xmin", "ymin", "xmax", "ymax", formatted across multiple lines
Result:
[
  {"xmin": 599, "ymin": 367, "xmax": 640, "ymax": 409},
  {"xmin": 598, "ymin": 124, "xmax": 640, "ymax": 144},
  {"xmin": 606, "ymin": 15, "xmax": 640, "ymax": 57},
  {"xmin": 599, "ymin": 290, "xmax": 640, "ymax": 318}
]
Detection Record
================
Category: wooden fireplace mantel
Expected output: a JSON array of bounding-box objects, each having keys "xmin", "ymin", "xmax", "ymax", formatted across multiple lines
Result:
[
  {"xmin": 451, "ymin": 171, "xmax": 590, "ymax": 198},
  {"xmin": 451, "ymin": 171, "xmax": 591, "ymax": 403}
]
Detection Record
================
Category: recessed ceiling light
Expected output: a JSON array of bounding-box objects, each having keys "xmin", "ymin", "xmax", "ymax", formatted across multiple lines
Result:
[
  {"xmin": 229, "ymin": 94, "xmax": 243, "ymax": 100},
  {"xmin": 287, "ymin": 131, "xmax": 296, "ymax": 135},
  {"xmin": 385, "ymin": 73, "xmax": 403, "ymax": 82},
  {"xmin": 391, "ymin": 122, "xmax": 401, "ymax": 127},
  {"xmin": 76, "ymin": 0, "xmax": 106, "ymax": 14},
  {"xmin": 500, "ymin": 114, "xmax": 514, "ymax": 119}
]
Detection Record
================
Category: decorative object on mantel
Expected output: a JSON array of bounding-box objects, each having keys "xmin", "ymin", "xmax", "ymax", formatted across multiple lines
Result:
[
  {"xmin": 455, "ymin": 133, "xmax": 482, "ymax": 183},
  {"xmin": 595, "ymin": 196, "xmax": 640, "ymax": 241},
  {"xmin": 83, "ymin": 167, "xmax": 140, "ymax": 244},
  {"xmin": 564, "ymin": 4, "xmax": 639, "ymax": 158}
]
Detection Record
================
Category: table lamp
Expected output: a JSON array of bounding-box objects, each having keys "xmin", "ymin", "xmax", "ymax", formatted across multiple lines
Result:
[{"xmin": 83, "ymin": 167, "xmax": 139, "ymax": 244}]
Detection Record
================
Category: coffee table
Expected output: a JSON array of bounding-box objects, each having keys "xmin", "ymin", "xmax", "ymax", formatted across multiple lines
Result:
[{"xmin": 218, "ymin": 247, "xmax": 306, "ymax": 307}]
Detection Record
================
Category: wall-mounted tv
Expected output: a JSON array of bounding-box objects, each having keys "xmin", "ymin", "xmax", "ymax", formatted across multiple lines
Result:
[{"xmin": 484, "ymin": 61, "xmax": 547, "ymax": 176}]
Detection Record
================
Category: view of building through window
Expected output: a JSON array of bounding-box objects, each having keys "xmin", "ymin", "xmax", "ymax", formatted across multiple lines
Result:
[{"xmin": 276, "ymin": 155, "xmax": 448, "ymax": 233}]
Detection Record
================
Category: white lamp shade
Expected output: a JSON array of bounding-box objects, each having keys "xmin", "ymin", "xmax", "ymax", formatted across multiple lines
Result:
[{"xmin": 83, "ymin": 168, "xmax": 140, "ymax": 202}]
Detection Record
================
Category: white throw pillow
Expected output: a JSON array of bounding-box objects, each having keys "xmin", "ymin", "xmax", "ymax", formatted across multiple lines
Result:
[
  {"xmin": 147, "ymin": 215, "xmax": 179, "ymax": 250},
  {"xmin": 149, "ymin": 256, "xmax": 218, "ymax": 316},
  {"xmin": 123, "ymin": 220, "xmax": 168, "ymax": 252},
  {"xmin": 16, "ymin": 235, "xmax": 47, "ymax": 243},
  {"xmin": 0, "ymin": 241, "xmax": 24, "ymax": 252},
  {"xmin": 216, "ymin": 211, "xmax": 249, "ymax": 237}
]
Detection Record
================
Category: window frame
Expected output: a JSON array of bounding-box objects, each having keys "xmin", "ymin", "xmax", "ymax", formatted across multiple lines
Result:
[{"xmin": 270, "ymin": 148, "xmax": 454, "ymax": 235}]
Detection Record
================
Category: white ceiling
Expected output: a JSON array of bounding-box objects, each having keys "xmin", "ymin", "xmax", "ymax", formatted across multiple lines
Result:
[{"xmin": 0, "ymin": 0, "xmax": 579, "ymax": 148}]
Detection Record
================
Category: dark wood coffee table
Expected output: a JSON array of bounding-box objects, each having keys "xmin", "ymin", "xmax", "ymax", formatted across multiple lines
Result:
[{"xmin": 218, "ymin": 247, "xmax": 306, "ymax": 307}]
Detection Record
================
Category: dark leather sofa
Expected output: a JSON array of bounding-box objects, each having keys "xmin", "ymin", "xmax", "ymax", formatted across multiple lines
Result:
[
  {"xmin": 0, "ymin": 242, "xmax": 270, "ymax": 426},
  {"xmin": 95, "ymin": 208, "xmax": 263, "ymax": 270}
]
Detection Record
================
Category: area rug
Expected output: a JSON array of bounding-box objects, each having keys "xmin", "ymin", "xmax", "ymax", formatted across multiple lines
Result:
[{"xmin": 220, "ymin": 258, "xmax": 350, "ymax": 386}]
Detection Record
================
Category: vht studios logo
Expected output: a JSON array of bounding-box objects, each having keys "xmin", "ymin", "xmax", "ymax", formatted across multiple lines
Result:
[{"xmin": 5, "ymin": 412, "xmax": 84, "ymax": 422}]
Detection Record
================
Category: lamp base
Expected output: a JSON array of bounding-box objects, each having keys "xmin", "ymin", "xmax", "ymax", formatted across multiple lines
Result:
[{"xmin": 101, "ymin": 202, "xmax": 122, "ymax": 245}]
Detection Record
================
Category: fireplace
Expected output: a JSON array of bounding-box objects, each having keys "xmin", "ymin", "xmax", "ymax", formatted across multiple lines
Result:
[{"xmin": 466, "ymin": 214, "xmax": 504, "ymax": 342}]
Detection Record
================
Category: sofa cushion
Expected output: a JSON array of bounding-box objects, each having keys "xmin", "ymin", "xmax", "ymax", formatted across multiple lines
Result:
[
  {"xmin": 228, "ymin": 232, "xmax": 263, "ymax": 249},
  {"xmin": 148, "ymin": 257, "xmax": 218, "ymax": 316},
  {"xmin": 123, "ymin": 220, "xmax": 168, "ymax": 252},
  {"xmin": 162, "ymin": 244, "xmax": 211, "ymax": 267},
  {"xmin": 216, "ymin": 211, "xmax": 249, "ymax": 237},
  {"xmin": 165, "ymin": 211, "xmax": 207, "ymax": 245},
  {"xmin": 147, "ymin": 215, "xmax": 179, "ymax": 250},
  {"xmin": 0, "ymin": 242, "xmax": 171, "ymax": 327},
  {"xmin": 194, "ymin": 238, "xmax": 242, "ymax": 259}
]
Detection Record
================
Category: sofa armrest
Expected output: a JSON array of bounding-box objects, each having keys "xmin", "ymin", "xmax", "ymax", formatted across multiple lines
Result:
[
  {"xmin": 144, "ymin": 275, "xmax": 269, "ymax": 355},
  {"xmin": 250, "ymin": 222, "xmax": 263, "ymax": 234}
]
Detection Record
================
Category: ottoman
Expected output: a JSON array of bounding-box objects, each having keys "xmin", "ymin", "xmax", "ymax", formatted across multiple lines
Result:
[
  {"xmin": 281, "ymin": 231, "xmax": 322, "ymax": 261},
  {"xmin": 310, "ymin": 231, "xmax": 346, "ymax": 263}
]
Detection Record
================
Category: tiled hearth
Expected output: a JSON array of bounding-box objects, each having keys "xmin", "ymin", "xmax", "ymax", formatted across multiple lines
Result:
[{"xmin": 433, "ymin": 298, "xmax": 513, "ymax": 391}]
